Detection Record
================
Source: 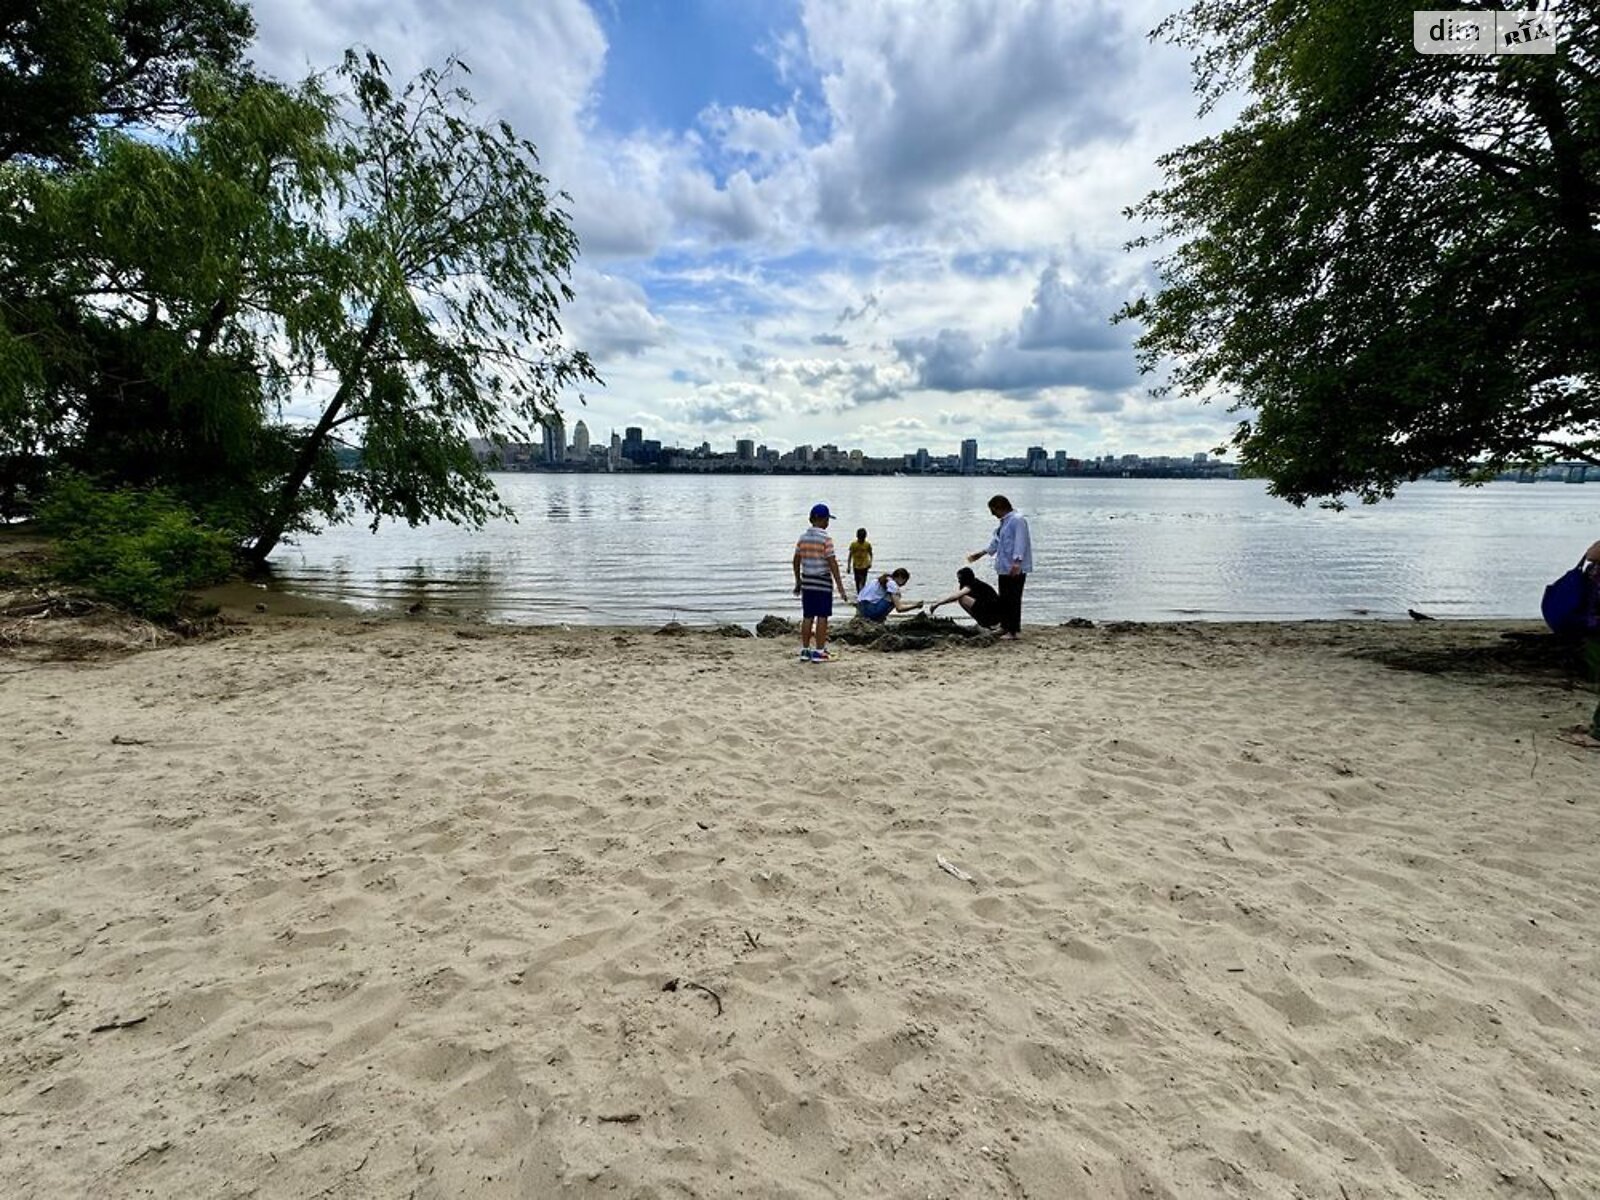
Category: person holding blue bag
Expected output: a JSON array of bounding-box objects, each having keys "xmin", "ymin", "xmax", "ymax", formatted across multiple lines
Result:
[
  {"xmin": 1584, "ymin": 541, "xmax": 1600, "ymax": 745},
  {"xmin": 1546, "ymin": 540, "xmax": 1600, "ymax": 745}
]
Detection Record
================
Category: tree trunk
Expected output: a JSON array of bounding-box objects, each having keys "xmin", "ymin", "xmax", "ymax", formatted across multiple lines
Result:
[
  {"xmin": 245, "ymin": 307, "xmax": 385, "ymax": 564},
  {"xmin": 194, "ymin": 296, "xmax": 232, "ymax": 356},
  {"xmin": 1524, "ymin": 63, "xmax": 1600, "ymax": 339}
]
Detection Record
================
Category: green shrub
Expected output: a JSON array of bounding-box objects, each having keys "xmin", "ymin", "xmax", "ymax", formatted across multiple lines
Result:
[{"xmin": 37, "ymin": 477, "xmax": 235, "ymax": 619}]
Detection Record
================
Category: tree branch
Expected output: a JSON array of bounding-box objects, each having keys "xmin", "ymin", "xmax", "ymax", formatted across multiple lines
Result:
[{"xmin": 1533, "ymin": 440, "xmax": 1600, "ymax": 467}]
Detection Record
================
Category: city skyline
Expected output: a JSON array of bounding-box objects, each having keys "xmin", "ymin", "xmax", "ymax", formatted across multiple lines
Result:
[
  {"xmin": 485, "ymin": 417, "xmax": 1600, "ymax": 484},
  {"xmin": 518, "ymin": 413, "xmax": 1230, "ymax": 466},
  {"xmin": 478, "ymin": 417, "xmax": 1233, "ymax": 478},
  {"xmin": 249, "ymin": 1, "xmax": 1234, "ymax": 461}
]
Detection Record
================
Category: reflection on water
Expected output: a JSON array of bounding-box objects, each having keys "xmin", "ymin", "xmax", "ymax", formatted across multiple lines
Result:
[{"xmin": 262, "ymin": 476, "xmax": 1599, "ymax": 626}]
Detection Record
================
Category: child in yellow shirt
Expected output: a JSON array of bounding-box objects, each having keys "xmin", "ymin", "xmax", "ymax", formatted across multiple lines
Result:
[{"xmin": 846, "ymin": 528, "xmax": 873, "ymax": 595}]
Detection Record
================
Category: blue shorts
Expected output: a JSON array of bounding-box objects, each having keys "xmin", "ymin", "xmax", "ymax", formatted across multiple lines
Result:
[
  {"xmin": 857, "ymin": 598, "xmax": 892, "ymax": 622},
  {"xmin": 801, "ymin": 589, "xmax": 833, "ymax": 619}
]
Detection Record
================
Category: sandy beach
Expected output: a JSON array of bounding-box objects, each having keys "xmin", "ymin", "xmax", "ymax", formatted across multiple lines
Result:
[{"xmin": 2, "ymin": 615, "xmax": 1597, "ymax": 1198}]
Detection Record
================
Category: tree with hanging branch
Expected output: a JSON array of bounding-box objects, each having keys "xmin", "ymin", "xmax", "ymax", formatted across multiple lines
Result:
[
  {"xmin": 3, "ymin": 23, "xmax": 599, "ymax": 609},
  {"xmin": 246, "ymin": 51, "xmax": 600, "ymax": 563}
]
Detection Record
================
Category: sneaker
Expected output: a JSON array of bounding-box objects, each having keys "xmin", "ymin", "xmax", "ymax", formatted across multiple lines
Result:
[
  {"xmin": 811, "ymin": 648, "xmax": 834, "ymax": 662},
  {"xmin": 799, "ymin": 648, "xmax": 815, "ymax": 662}
]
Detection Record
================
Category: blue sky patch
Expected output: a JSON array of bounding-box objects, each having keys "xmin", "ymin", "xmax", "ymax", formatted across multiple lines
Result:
[{"xmin": 594, "ymin": 0, "xmax": 802, "ymax": 135}]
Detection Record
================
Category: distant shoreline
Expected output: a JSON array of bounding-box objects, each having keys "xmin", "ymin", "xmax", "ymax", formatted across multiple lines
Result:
[
  {"xmin": 482, "ymin": 465, "xmax": 1245, "ymax": 480},
  {"xmin": 474, "ymin": 467, "xmax": 1597, "ymax": 484}
]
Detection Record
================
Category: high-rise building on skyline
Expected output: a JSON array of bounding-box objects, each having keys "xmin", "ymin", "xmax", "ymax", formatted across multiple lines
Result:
[
  {"xmin": 623, "ymin": 426, "xmax": 644, "ymax": 462},
  {"xmin": 961, "ymin": 438, "xmax": 979, "ymax": 474},
  {"xmin": 736, "ymin": 438, "xmax": 755, "ymax": 461},
  {"xmin": 571, "ymin": 420, "xmax": 590, "ymax": 458},
  {"xmin": 542, "ymin": 414, "xmax": 565, "ymax": 464}
]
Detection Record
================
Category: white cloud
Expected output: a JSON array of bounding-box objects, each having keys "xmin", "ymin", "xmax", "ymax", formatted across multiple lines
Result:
[
  {"xmin": 757, "ymin": 354, "xmax": 912, "ymax": 406},
  {"xmin": 669, "ymin": 169, "xmax": 770, "ymax": 241},
  {"xmin": 798, "ymin": 0, "xmax": 1138, "ymax": 230},
  {"xmin": 891, "ymin": 255, "xmax": 1142, "ymax": 395},
  {"xmin": 251, "ymin": 0, "xmax": 605, "ymax": 161},
  {"xmin": 665, "ymin": 381, "xmax": 790, "ymax": 426},
  {"xmin": 701, "ymin": 104, "xmax": 804, "ymax": 165},
  {"xmin": 1018, "ymin": 263, "xmax": 1129, "ymax": 352},
  {"xmin": 565, "ymin": 269, "xmax": 670, "ymax": 360}
]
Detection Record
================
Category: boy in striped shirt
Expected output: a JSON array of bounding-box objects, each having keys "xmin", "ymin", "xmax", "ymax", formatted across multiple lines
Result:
[{"xmin": 792, "ymin": 503, "xmax": 849, "ymax": 661}]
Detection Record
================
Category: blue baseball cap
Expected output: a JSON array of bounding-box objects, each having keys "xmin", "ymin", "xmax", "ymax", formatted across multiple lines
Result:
[{"xmin": 809, "ymin": 503, "xmax": 835, "ymax": 520}]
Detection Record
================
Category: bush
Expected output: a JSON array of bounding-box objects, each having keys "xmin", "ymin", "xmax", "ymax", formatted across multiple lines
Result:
[{"xmin": 37, "ymin": 477, "xmax": 235, "ymax": 619}]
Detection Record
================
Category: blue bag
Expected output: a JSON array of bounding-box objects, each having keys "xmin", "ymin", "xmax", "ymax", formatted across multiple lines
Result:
[{"xmin": 1542, "ymin": 559, "xmax": 1597, "ymax": 637}]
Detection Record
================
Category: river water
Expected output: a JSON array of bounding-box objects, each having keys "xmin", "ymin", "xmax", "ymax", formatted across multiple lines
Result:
[{"xmin": 262, "ymin": 474, "xmax": 1596, "ymax": 626}]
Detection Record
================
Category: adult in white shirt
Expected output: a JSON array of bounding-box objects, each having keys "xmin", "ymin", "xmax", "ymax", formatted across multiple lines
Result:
[
  {"xmin": 856, "ymin": 568, "xmax": 922, "ymax": 623},
  {"xmin": 966, "ymin": 494, "xmax": 1032, "ymax": 640}
]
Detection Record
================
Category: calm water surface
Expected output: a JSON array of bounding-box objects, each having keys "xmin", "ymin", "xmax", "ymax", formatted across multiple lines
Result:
[{"xmin": 263, "ymin": 475, "xmax": 1598, "ymax": 626}]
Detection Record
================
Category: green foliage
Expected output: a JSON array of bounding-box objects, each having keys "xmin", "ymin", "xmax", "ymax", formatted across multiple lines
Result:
[
  {"xmin": 1122, "ymin": 1, "xmax": 1600, "ymax": 505},
  {"xmin": 37, "ymin": 476, "xmax": 234, "ymax": 618},
  {"xmin": 0, "ymin": 69, "xmax": 343, "ymax": 535},
  {"xmin": 0, "ymin": 0, "xmax": 254, "ymax": 165}
]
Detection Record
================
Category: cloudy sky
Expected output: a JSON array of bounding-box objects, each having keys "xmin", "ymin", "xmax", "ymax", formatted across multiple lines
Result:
[{"xmin": 250, "ymin": 0, "xmax": 1233, "ymax": 459}]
